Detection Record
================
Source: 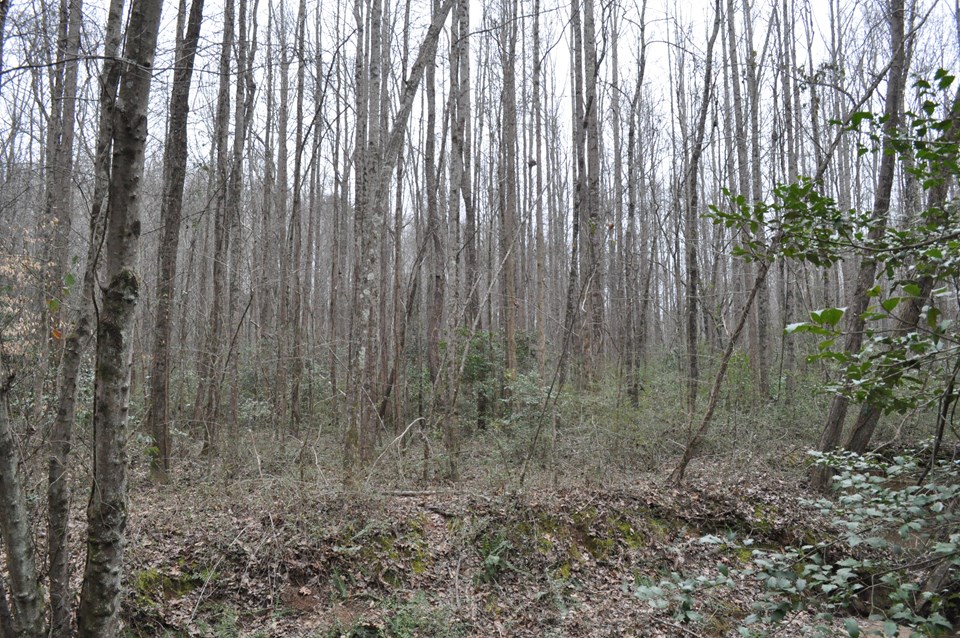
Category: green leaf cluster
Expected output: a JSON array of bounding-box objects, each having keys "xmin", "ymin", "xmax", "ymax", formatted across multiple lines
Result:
[{"xmin": 714, "ymin": 70, "xmax": 960, "ymax": 415}]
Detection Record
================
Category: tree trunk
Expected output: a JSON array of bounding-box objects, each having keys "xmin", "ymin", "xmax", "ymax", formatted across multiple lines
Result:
[
  {"xmin": 845, "ymin": 86, "xmax": 960, "ymax": 454},
  {"xmin": 582, "ymin": 0, "xmax": 603, "ymax": 382},
  {"xmin": 46, "ymin": 0, "xmax": 125, "ymax": 631},
  {"xmin": 744, "ymin": 1, "xmax": 770, "ymax": 397},
  {"xmin": 812, "ymin": 0, "xmax": 907, "ymax": 491},
  {"xmin": 347, "ymin": 0, "xmax": 454, "ymax": 468},
  {"xmin": 779, "ymin": 0, "xmax": 798, "ymax": 402},
  {"xmin": 288, "ymin": 0, "xmax": 307, "ymax": 436},
  {"xmin": 77, "ymin": 0, "xmax": 164, "ymax": 632},
  {"xmin": 195, "ymin": 0, "xmax": 235, "ymax": 457},
  {"xmin": 459, "ymin": 0, "xmax": 478, "ymax": 329},
  {"xmin": 532, "ymin": 0, "xmax": 546, "ymax": 377},
  {"xmin": 685, "ymin": 1, "xmax": 721, "ymax": 418},
  {"xmin": 0, "ymin": 370, "xmax": 43, "ymax": 638},
  {"xmin": 499, "ymin": 0, "xmax": 519, "ymax": 382},
  {"xmin": 146, "ymin": 0, "xmax": 205, "ymax": 481},
  {"xmin": 568, "ymin": 0, "xmax": 586, "ymax": 386},
  {"xmin": 226, "ymin": 0, "xmax": 254, "ymax": 450},
  {"xmin": 426, "ymin": 0, "xmax": 443, "ymax": 387}
]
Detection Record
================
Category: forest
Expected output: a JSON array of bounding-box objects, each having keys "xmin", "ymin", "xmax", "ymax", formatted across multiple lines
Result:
[{"xmin": 0, "ymin": 0, "xmax": 958, "ymax": 634}]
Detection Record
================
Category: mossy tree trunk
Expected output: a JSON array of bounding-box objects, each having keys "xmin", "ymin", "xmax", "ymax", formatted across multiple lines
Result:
[
  {"xmin": 76, "ymin": 0, "xmax": 164, "ymax": 632},
  {"xmin": 0, "ymin": 369, "xmax": 43, "ymax": 638},
  {"xmin": 45, "ymin": 0, "xmax": 125, "ymax": 632}
]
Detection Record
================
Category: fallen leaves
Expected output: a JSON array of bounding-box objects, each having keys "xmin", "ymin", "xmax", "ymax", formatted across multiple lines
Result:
[{"xmin": 120, "ymin": 474, "xmax": 869, "ymax": 637}]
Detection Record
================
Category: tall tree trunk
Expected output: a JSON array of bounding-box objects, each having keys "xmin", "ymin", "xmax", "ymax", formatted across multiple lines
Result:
[
  {"xmin": 226, "ymin": 0, "xmax": 255, "ymax": 449},
  {"xmin": 146, "ymin": 0, "xmax": 205, "ymax": 481},
  {"xmin": 845, "ymin": 86, "xmax": 959, "ymax": 454},
  {"xmin": 274, "ymin": 1, "xmax": 291, "ymax": 441},
  {"xmin": 43, "ymin": 0, "xmax": 82, "ymax": 281},
  {"xmin": 532, "ymin": 0, "xmax": 546, "ymax": 377},
  {"xmin": 568, "ymin": 0, "xmax": 586, "ymax": 386},
  {"xmin": 724, "ymin": 0, "xmax": 757, "ymax": 388},
  {"xmin": 779, "ymin": 0, "xmax": 798, "ymax": 402},
  {"xmin": 685, "ymin": 1, "xmax": 721, "ymax": 418},
  {"xmin": 743, "ymin": 0, "xmax": 769, "ymax": 397},
  {"xmin": 426, "ymin": 0, "xmax": 443, "ymax": 387},
  {"xmin": 812, "ymin": 0, "xmax": 907, "ymax": 491},
  {"xmin": 196, "ymin": 0, "xmax": 235, "ymax": 456},
  {"xmin": 37, "ymin": 0, "xmax": 83, "ymax": 423},
  {"xmin": 0, "ymin": 371, "xmax": 43, "ymax": 638},
  {"xmin": 500, "ymin": 0, "xmax": 519, "ymax": 382},
  {"xmin": 460, "ymin": 0, "xmax": 478, "ymax": 328},
  {"xmin": 46, "ymin": 0, "xmax": 126, "ymax": 630},
  {"xmin": 582, "ymin": 0, "xmax": 603, "ymax": 382},
  {"xmin": 347, "ymin": 0, "xmax": 454, "ymax": 468},
  {"xmin": 289, "ymin": 0, "xmax": 307, "ymax": 436},
  {"xmin": 77, "ymin": 0, "xmax": 164, "ymax": 631}
]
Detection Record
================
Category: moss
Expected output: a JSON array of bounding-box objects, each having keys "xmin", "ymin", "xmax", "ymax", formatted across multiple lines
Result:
[
  {"xmin": 611, "ymin": 516, "xmax": 646, "ymax": 549},
  {"xmin": 571, "ymin": 506, "xmax": 598, "ymax": 528},
  {"xmin": 581, "ymin": 532, "xmax": 615, "ymax": 559},
  {"xmin": 133, "ymin": 564, "xmax": 207, "ymax": 606},
  {"xmin": 411, "ymin": 558, "xmax": 427, "ymax": 575},
  {"xmin": 569, "ymin": 506, "xmax": 616, "ymax": 559},
  {"xmin": 703, "ymin": 598, "xmax": 743, "ymax": 635},
  {"xmin": 650, "ymin": 517, "xmax": 674, "ymax": 541},
  {"xmin": 345, "ymin": 519, "xmax": 432, "ymax": 587}
]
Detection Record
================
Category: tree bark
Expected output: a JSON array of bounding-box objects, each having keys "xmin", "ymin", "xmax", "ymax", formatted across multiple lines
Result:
[
  {"xmin": 725, "ymin": 0, "xmax": 755, "ymax": 387},
  {"xmin": 347, "ymin": 0, "xmax": 453, "ymax": 468},
  {"xmin": 45, "ymin": 0, "xmax": 126, "ymax": 629},
  {"xmin": 285, "ymin": 0, "xmax": 307, "ymax": 438},
  {"xmin": 0, "ymin": 369, "xmax": 43, "ymax": 638},
  {"xmin": 146, "ymin": 0, "xmax": 205, "ymax": 481},
  {"xmin": 845, "ymin": 86, "xmax": 960, "ymax": 454},
  {"xmin": 426, "ymin": 0, "xmax": 444, "ymax": 386},
  {"xmin": 500, "ymin": 0, "xmax": 519, "ymax": 381},
  {"xmin": 744, "ymin": 1, "xmax": 770, "ymax": 397},
  {"xmin": 812, "ymin": 0, "xmax": 907, "ymax": 491},
  {"xmin": 582, "ymin": 0, "xmax": 603, "ymax": 382},
  {"xmin": 532, "ymin": 0, "xmax": 546, "ymax": 378},
  {"xmin": 685, "ymin": 0, "xmax": 721, "ymax": 418},
  {"xmin": 77, "ymin": 0, "xmax": 164, "ymax": 631},
  {"xmin": 195, "ymin": 0, "xmax": 235, "ymax": 456}
]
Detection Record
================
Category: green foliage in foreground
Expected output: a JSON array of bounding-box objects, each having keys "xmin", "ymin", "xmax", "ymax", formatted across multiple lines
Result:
[
  {"xmin": 713, "ymin": 69, "xmax": 960, "ymax": 419},
  {"xmin": 634, "ymin": 449, "xmax": 959, "ymax": 636}
]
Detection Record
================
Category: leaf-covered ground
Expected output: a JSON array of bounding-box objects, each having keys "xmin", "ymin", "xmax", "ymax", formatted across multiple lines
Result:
[{"xmin": 119, "ymin": 470, "xmax": 897, "ymax": 637}]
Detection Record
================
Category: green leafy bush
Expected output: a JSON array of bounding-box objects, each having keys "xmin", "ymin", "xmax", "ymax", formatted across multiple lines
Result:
[{"xmin": 635, "ymin": 450, "xmax": 958, "ymax": 636}]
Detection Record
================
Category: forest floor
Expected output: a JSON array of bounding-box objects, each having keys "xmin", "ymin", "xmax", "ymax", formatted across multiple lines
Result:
[{"xmin": 117, "ymin": 460, "xmax": 912, "ymax": 638}]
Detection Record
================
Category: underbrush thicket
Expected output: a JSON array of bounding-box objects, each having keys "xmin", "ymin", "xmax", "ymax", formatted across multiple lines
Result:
[{"xmin": 145, "ymin": 351, "xmax": 912, "ymax": 489}]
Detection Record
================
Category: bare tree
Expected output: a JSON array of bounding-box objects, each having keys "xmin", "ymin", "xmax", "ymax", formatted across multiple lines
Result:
[
  {"xmin": 45, "ymin": 0, "xmax": 126, "ymax": 630},
  {"xmin": 146, "ymin": 0, "xmax": 206, "ymax": 480},
  {"xmin": 194, "ymin": 0, "xmax": 236, "ymax": 456},
  {"xmin": 0, "ymin": 366, "xmax": 43, "ymax": 637},
  {"xmin": 582, "ymin": 0, "xmax": 604, "ymax": 382},
  {"xmin": 813, "ymin": 0, "xmax": 907, "ymax": 491},
  {"xmin": 499, "ymin": 0, "xmax": 519, "ymax": 381},
  {"xmin": 684, "ymin": 0, "xmax": 721, "ymax": 418},
  {"xmin": 77, "ymin": 0, "xmax": 165, "ymax": 631}
]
